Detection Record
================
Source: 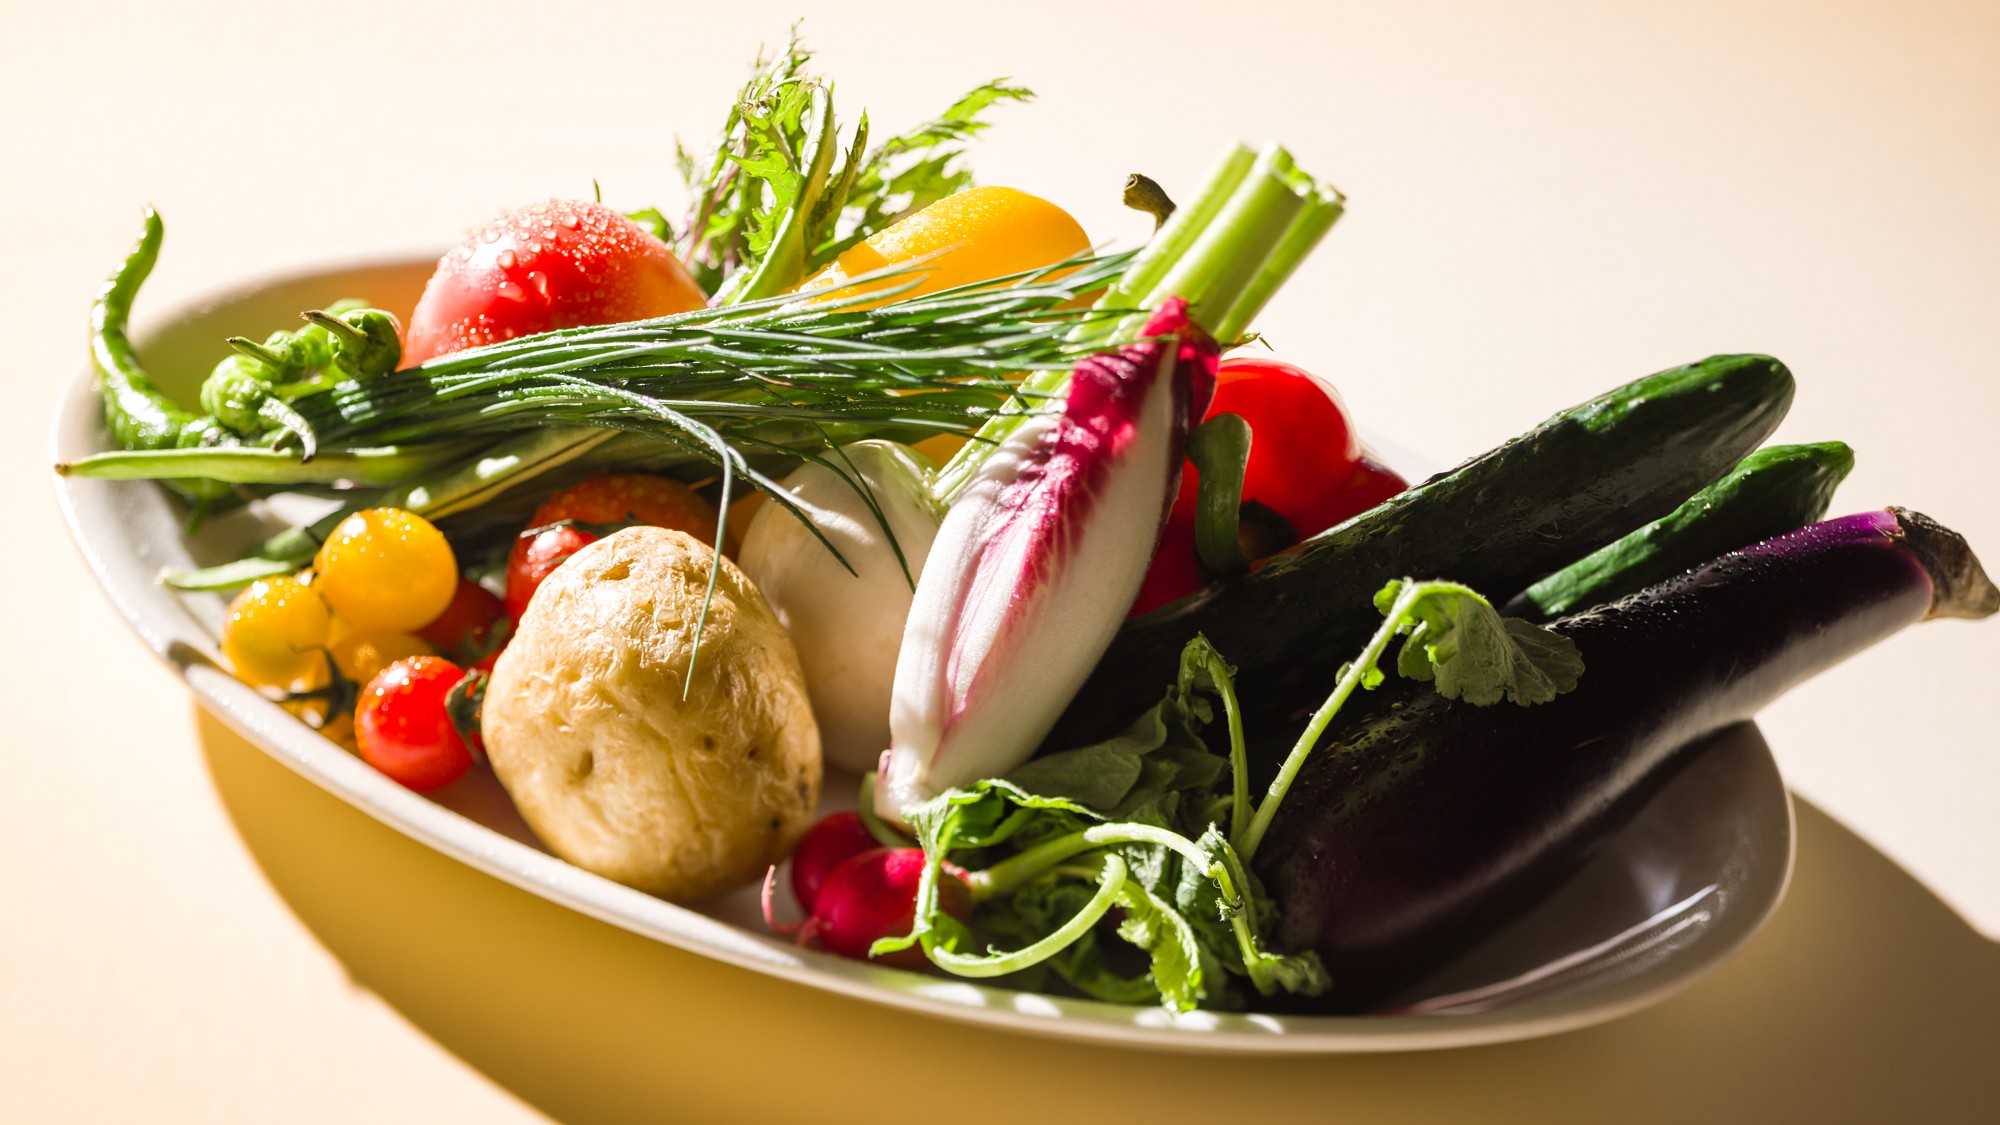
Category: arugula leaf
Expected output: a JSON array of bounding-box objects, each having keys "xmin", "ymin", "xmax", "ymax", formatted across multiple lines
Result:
[
  {"xmin": 865, "ymin": 581, "xmax": 1577, "ymax": 1013},
  {"xmin": 674, "ymin": 28, "xmax": 818, "ymax": 297},
  {"xmin": 670, "ymin": 31, "xmax": 1032, "ymax": 300},
  {"xmin": 815, "ymin": 80, "xmax": 1033, "ymax": 269},
  {"xmin": 872, "ymin": 778, "xmax": 1099, "ymax": 957},
  {"xmin": 1376, "ymin": 580, "xmax": 1585, "ymax": 705},
  {"xmin": 875, "ymin": 635, "xmax": 1324, "ymax": 1012},
  {"xmin": 623, "ymin": 206, "xmax": 671, "ymax": 244},
  {"xmin": 1048, "ymin": 933, "xmax": 1164, "ymax": 1006},
  {"xmin": 1112, "ymin": 879, "xmax": 1206, "ymax": 1011},
  {"xmin": 1002, "ymin": 648, "xmax": 1221, "ymax": 818}
]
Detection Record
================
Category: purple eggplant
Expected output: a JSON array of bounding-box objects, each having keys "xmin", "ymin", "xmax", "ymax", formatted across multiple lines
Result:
[{"xmin": 1255, "ymin": 508, "xmax": 1997, "ymax": 1013}]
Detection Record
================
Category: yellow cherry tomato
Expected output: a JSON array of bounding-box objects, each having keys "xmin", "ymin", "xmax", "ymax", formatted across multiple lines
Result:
[
  {"xmin": 222, "ymin": 575, "xmax": 332, "ymax": 691},
  {"xmin": 312, "ymin": 508, "xmax": 458, "ymax": 633},
  {"xmin": 331, "ymin": 630, "xmax": 436, "ymax": 687},
  {"xmin": 910, "ymin": 433, "xmax": 968, "ymax": 467},
  {"xmin": 799, "ymin": 186, "xmax": 1090, "ymax": 308},
  {"xmin": 318, "ymin": 713, "xmax": 358, "ymax": 753}
]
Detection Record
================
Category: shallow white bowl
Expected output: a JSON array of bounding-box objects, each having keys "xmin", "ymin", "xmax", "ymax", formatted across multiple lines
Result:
[{"xmin": 51, "ymin": 257, "xmax": 1793, "ymax": 1053}]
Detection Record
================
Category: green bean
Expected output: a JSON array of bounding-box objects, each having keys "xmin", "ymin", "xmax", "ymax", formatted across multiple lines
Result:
[{"xmin": 58, "ymin": 441, "xmax": 477, "ymax": 487}]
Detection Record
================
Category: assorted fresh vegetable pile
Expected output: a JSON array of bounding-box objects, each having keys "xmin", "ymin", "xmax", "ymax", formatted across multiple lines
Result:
[{"xmin": 62, "ymin": 30, "xmax": 1995, "ymax": 1017}]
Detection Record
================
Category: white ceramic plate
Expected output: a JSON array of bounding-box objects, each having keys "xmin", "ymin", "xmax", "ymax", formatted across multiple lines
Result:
[{"xmin": 51, "ymin": 258, "xmax": 1794, "ymax": 1054}]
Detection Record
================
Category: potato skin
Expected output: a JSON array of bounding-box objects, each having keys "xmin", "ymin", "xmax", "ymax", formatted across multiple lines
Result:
[{"xmin": 482, "ymin": 526, "xmax": 822, "ymax": 900}]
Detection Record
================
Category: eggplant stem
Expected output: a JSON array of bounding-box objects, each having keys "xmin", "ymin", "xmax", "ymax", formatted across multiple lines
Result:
[{"xmin": 1892, "ymin": 506, "xmax": 2000, "ymax": 621}]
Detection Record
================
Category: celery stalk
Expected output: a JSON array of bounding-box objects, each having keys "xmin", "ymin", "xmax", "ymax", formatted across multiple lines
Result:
[
  {"xmin": 932, "ymin": 142, "xmax": 1344, "ymax": 504},
  {"xmin": 1211, "ymin": 182, "xmax": 1345, "ymax": 342}
]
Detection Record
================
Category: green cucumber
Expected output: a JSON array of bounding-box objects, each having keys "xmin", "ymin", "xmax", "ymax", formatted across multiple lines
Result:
[
  {"xmin": 1506, "ymin": 441, "xmax": 1855, "ymax": 619},
  {"xmin": 1045, "ymin": 354, "xmax": 1797, "ymax": 750}
]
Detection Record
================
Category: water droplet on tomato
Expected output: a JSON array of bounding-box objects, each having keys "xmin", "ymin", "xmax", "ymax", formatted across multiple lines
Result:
[
  {"xmin": 526, "ymin": 271, "xmax": 550, "ymax": 298},
  {"xmin": 559, "ymin": 212, "xmax": 581, "ymax": 230},
  {"xmin": 496, "ymin": 249, "xmax": 517, "ymax": 270},
  {"xmin": 496, "ymin": 281, "xmax": 527, "ymax": 303}
]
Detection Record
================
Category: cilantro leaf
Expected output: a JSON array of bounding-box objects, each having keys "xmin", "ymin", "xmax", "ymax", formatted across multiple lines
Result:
[
  {"xmin": 1241, "ymin": 578, "xmax": 1586, "ymax": 860},
  {"xmin": 1376, "ymin": 579, "xmax": 1585, "ymax": 705}
]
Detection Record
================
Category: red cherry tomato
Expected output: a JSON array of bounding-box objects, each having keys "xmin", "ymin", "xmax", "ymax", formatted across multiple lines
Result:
[
  {"xmin": 1132, "ymin": 358, "xmax": 1407, "ymax": 615},
  {"xmin": 418, "ymin": 579, "xmax": 506, "ymax": 664},
  {"xmin": 504, "ymin": 473, "xmax": 724, "ymax": 622},
  {"xmin": 788, "ymin": 811, "xmax": 880, "ymax": 915},
  {"xmin": 354, "ymin": 656, "xmax": 475, "ymax": 792},
  {"xmin": 404, "ymin": 199, "xmax": 707, "ymax": 365}
]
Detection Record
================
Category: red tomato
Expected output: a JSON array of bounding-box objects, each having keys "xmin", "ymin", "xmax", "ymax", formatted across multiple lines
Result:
[
  {"xmin": 1131, "ymin": 358, "xmax": 1407, "ymax": 616},
  {"xmin": 418, "ymin": 579, "xmax": 506, "ymax": 663},
  {"xmin": 1211, "ymin": 358, "xmax": 1361, "ymax": 532},
  {"xmin": 404, "ymin": 199, "xmax": 707, "ymax": 365},
  {"xmin": 354, "ymin": 656, "xmax": 475, "ymax": 791},
  {"xmin": 504, "ymin": 524, "xmax": 596, "ymax": 624},
  {"xmin": 1129, "ymin": 488, "xmax": 1202, "ymax": 618},
  {"xmin": 504, "ymin": 473, "xmax": 725, "ymax": 622}
]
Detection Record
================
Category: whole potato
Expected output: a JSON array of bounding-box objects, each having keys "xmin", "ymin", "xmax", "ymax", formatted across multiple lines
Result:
[{"xmin": 482, "ymin": 526, "xmax": 821, "ymax": 900}]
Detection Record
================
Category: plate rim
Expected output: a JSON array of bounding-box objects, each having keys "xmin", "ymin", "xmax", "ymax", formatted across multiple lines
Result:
[{"xmin": 49, "ymin": 254, "xmax": 1797, "ymax": 1054}]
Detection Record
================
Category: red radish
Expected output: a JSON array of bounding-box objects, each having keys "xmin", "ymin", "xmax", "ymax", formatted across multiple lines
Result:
[
  {"xmin": 806, "ymin": 848, "xmax": 970, "ymax": 970},
  {"xmin": 788, "ymin": 812, "xmax": 879, "ymax": 915}
]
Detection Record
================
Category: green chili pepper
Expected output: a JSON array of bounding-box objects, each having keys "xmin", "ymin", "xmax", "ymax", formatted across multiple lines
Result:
[
  {"xmin": 90, "ymin": 209, "xmax": 233, "ymax": 507},
  {"xmin": 196, "ymin": 352, "xmax": 318, "ymax": 456},
  {"xmin": 94, "ymin": 210, "xmax": 209, "ymax": 450},
  {"xmin": 203, "ymin": 301, "xmax": 396, "ymax": 452},
  {"xmin": 312, "ymin": 307, "xmax": 402, "ymax": 379}
]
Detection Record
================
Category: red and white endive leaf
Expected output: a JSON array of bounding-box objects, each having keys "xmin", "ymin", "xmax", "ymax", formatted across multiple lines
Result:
[{"xmin": 876, "ymin": 300, "xmax": 1219, "ymax": 820}]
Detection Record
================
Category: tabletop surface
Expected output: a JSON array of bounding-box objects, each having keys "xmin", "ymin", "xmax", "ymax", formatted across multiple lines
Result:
[{"xmin": 5, "ymin": 1, "xmax": 1996, "ymax": 1121}]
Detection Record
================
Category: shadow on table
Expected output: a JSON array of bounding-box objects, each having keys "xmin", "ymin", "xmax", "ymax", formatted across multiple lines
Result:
[{"xmin": 197, "ymin": 706, "xmax": 2000, "ymax": 1125}]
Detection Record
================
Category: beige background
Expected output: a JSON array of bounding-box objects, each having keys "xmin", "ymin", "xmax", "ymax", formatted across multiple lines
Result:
[{"xmin": 5, "ymin": 0, "xmax": 1997, "ymax": 1121}]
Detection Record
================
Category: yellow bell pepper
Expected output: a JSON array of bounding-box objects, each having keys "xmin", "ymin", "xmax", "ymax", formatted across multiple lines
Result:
[{"xmin": 799, "ymin": 186, "xmax": 1089, "ymax": 307}]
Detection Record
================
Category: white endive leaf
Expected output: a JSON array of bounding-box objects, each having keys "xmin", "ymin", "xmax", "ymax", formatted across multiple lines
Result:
[{"xmin": 877, "ymin": 300, "xmax": 1218, "ymax": 820}]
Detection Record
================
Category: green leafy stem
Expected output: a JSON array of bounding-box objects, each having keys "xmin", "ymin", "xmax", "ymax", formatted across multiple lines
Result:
[{"xmin": 878, "ymin": 579, "xmax": 1584, "ymax": 1011}]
